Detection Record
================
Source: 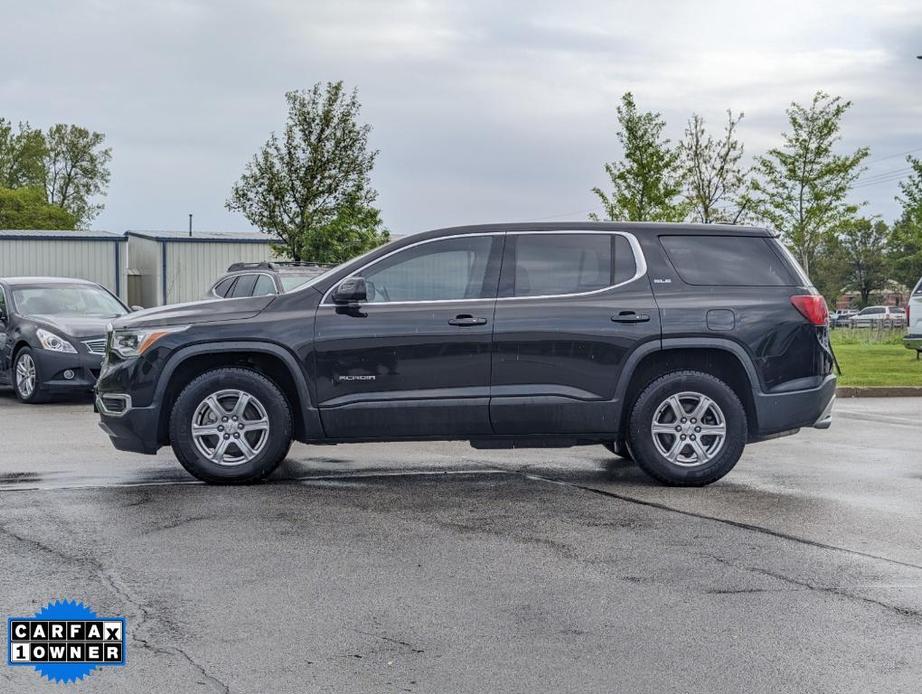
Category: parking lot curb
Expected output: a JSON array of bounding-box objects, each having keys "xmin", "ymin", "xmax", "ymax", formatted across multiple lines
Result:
[{"xmin": 837, "ymin": 386, "xmax": 922, "ymax": 398}]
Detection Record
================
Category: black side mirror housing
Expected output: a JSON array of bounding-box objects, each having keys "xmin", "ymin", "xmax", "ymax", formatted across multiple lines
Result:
[{"xmin": 332, "ymin": 277, "xmax": 367, "ymax": 304}]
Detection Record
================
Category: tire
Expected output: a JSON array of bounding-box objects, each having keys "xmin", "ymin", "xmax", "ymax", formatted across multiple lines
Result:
[
  {"xmin": 627, "ymin": 370, "xmax": 747, "ymax": 486},
  {"xmin": 13, "ymin": 348, "xmax": 49, "ymax": 404},
  {"xmin": 170, "ymin": 368, "xmax": 292, "ymax": 484},
  {"xmin": 602, "ymin": 440, "xmax": 632, "ymax": 461}
]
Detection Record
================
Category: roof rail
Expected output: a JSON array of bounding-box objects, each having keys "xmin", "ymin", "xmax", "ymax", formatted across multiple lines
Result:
[
  {"xmin": 226, "ymin": 261, "xmax": 277, "ymax": 272},
  {"xmin": 272, "ymin": 261, "xmax": 333, "ymax": 269}
]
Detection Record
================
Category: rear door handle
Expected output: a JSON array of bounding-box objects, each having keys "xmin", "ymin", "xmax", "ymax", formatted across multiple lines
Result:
[
  {"xmin": 611, "ymin": 311, "xmax": 650, "ymax": 323},
  {"xmin": 448, "ymin": 314, "xmax": 488, "ymax": 326}
]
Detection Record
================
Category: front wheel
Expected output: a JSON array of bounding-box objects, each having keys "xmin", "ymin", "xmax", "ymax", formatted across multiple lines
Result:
[
  {"xmin": 170, "ymin": 368, "xmax": 292, "ymax": 484},
  {"xmin": 627, "ymin": 370, "xmax": 747, "ymax": 486},
  {"xmin": 14, "ymin": 348, "xmax": 49, "ymax": 404}
]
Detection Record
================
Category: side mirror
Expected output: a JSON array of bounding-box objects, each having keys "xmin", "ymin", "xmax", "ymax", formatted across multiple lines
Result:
[
  {"xmin": 332, "ymin": 277, "xmax": 367, "ymax": 304},
  {"xmin": 130, "ymin": 305, "xmax": 144, "ymax": 312}
]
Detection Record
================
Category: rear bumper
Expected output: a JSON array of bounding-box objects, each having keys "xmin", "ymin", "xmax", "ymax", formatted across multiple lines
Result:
[
  {"xmin": 752, "ymin": 374, "xmax": 837, "ymax": 439},
  {"xmin": 904, "ymin": 335, "xmax": 922, "ymax": 352}
]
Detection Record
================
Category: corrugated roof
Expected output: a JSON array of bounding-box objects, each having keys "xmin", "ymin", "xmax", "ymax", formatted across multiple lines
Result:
[
  {"xmin": 0, "ymin": 229, "xmax": 123, "ymax": 240},
  {"xmin": 126, "ymin": 229, "xmax": 276, "ymax": 243}
]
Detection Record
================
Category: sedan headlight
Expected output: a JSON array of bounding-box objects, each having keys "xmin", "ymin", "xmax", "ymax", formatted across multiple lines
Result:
[
  {"xmin": 36, "ymin": 328, "xmax": 77, "ymax": 353},
  {"xmin": 109, "ymin": 325, "xmax": 189, "ymax": 359}
]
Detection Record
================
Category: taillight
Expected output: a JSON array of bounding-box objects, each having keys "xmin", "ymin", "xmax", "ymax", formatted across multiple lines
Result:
[{"xmin": 791, "ymin": 295, "xmax": 829, "ymax": 326}]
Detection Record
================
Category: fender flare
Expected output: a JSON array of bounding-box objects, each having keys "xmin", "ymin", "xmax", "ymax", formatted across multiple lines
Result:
[
  {"xmin": 153, "ymin": 340, "xmax": 323, "ymax": 439},
  {"xmin": 611, "ymin": 337, "xmax": 763, "ymax": 428}
]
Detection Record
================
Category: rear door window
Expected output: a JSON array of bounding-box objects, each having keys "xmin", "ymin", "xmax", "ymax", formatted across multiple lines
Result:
[
  {"xmin": 229, "ymin": 274, "xmax": 258, "ymax": 298},
  {"xmin": 505, "ymin": 233, "xmax": 614, "ymax": 297},
  {"xmin": 660, "ymin": 235, "xmax": 797, "ymax": 286}
]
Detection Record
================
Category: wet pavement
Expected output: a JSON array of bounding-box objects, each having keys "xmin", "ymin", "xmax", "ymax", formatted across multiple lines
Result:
[{"xmin": 1, "ymin": 389, "xmax": 921, "ymax": 692}]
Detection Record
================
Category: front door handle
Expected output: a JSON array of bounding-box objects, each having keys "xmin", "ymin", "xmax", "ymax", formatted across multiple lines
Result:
[
  {"xmin": 448, "ymin": 314, "xmax": 488, "ymax": 326},
  {"xmin": 611, "ymin": 311, "xmax": 651, "ymax": 323}
]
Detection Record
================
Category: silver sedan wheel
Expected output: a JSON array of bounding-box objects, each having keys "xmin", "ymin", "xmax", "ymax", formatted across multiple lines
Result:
[
  {"xmin": 191, "ymin": 389, "xmax": 270, "ymax": 467},
  {"xmin": 651, "ymin": 391, "xmax": 727, "ymax": 467},
  {"xmin": 15, "ymin": 354, "xmax": 36, "ymax": 399}
]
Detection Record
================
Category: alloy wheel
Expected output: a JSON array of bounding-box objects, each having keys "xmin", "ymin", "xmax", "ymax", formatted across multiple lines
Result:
[
  {"xmin": 15, "ymin": 354, "xmax": 36, "ymax": 399},
  {"xmin": 190, "ymin": 389, "xmax": 270, "ymax": 466},
  {"xmin": 650, "ymin": 391, "xmax": 727, "ymax": 467}
]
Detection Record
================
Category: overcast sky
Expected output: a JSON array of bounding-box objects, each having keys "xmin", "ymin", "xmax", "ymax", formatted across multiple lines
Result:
[{"xmin": 2, "ymin": 0, "xmax": 921, "ymax": 234}]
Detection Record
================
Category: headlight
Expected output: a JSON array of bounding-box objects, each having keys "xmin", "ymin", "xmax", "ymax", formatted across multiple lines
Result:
[
  {"xmin": 110, "ymin": 325, "xmax": 188, "ymax": 359},
  {"xmin": 36, "ymin": 328, "xmax": 77, "ymax": 353}
]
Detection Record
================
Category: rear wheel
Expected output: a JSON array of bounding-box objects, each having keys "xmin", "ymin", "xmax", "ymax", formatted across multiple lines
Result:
[
  {"xmin": 14, "ymin": 348, "xmax": 49, "ymax": 404},
  {"xmin": 170, "ymin": 368, "xmax": 292, "ymax": 484},
  {"xmin": 627, "ymin": 370, "xmax": 746, "ymax": 486}
]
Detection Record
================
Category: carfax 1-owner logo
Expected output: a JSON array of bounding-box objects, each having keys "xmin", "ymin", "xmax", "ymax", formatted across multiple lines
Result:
[{"xmin": 7, "ymin": 599, "xmax": 126, "ymax": 684}]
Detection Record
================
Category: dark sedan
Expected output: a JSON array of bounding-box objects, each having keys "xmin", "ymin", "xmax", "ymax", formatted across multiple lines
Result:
[{"xmin": 0, "ymin": 277, "xmax": 129, "ymax": 403}]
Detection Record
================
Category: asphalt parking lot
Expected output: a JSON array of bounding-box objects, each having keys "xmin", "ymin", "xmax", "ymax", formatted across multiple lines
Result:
[{"xmin": 1, "ymin": 390, "xmax": 921, "ymax": 693}]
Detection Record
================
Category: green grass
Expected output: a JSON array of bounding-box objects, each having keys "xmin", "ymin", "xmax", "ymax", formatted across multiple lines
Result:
[{"xmin": 830, "ymin": 330, "xmax": 922, "ymax": 386}]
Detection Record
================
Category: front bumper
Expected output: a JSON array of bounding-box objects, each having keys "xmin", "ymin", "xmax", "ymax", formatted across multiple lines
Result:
[
  {"xmin": 97, "ymin": 401, "xmax": 161, "ymax": 455},
  {"xmin": 904, "ymin": 335, "xmax": 922, "ymax": 352},
  {"xmin": 752, "ymin": 374, "xmax": 837, "ymax": 439},
  {"xmin": 32, "ymin": 348, "xmax": 102, "ymax": 394}
]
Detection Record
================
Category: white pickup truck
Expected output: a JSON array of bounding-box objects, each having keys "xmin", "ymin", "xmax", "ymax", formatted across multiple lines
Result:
[{"xmin": 906, "ymin": 277, "xmax": 922, "ymax": 358}]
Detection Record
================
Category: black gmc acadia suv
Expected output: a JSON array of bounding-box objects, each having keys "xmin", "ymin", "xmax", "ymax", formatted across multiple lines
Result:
[{"xmin": 95, "ymin": 223, "xmax": 836, "ymax": 486}]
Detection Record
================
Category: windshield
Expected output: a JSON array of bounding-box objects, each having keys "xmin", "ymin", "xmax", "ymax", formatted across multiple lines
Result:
[{"xmin": 12, "ymin": 285, "xmax": 128, "ymax": 318}]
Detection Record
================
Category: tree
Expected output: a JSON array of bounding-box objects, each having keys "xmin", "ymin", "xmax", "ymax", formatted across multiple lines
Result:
[
  {"xmin": 0, "ymin": 186, "xmax": 76, "ymax": 230},
  {"xmin": 751, "ymin": 91, "xmax": 868, "ymax": 277},
  {"xmin": 836, "ymin": 218, "xmax": 890, "ymax": 306},
  {"xmin": 227, "ymin": 82, "xmax": 388, "ymax": 262},
  {"xmin": 43, "ymin": 124, "xmax": 112, "ymax": 228},
  {"xmin": 811, "ymin": 240, "xmax": 850, "ymax": 306},
  {"xmin": 890, "ymin": 156, "xmax": 922, "ymax": 290},
  {"xmin": 591, "ymin": 92, "xmax": 686, "ymax": 222},
  {"xmin": 680, "ymin": 110, "xmax": 749, "ymax": 224},
  {"xmin": 0, "ymin": 119, "xmax": 46, "ymax": 189}
]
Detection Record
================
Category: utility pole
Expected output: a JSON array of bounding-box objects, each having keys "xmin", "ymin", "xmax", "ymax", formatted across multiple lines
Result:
[{"xmin": 188, "ymin": 213, "xmax": 193, "ymax": 237}]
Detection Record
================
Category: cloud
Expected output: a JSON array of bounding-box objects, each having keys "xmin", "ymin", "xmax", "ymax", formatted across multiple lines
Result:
[{"xmin": 1, "ymin": 0, "xmax": 920, "ymax": 234}]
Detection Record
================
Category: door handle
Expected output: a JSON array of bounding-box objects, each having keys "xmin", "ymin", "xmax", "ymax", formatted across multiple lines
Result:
[
  {"xmin": 448, "ymin": 314, "xmax": 488, "ymax": 326},
  {"xmin": 611, "ymin": 311, "xmax": 651, "ymax": 323}
]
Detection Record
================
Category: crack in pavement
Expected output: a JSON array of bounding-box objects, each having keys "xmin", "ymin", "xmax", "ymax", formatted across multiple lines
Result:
[
  {"xmin": 522, "ymin": 472, "xmax": 922, "ymax": 573},
  {"xmin": 701, "ymin": 553, "xmax": 922, "ymax": 620},
  {"xmin": 351, "ymin": 629, "xmax": 425, "ymax": 654},
  {"xmin": 0, "ymin": 522, "xmax": 231, "ymax": 693},
  {"xmin": 520, "ymin": 473, "xmax": 922, "ymax": 621}
]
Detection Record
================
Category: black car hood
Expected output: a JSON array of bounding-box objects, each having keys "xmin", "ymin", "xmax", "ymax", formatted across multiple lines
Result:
[
  {"xmin": 112, "ymin": 295, "xmax": 276, "ymax": 330},
  {"xmin": 27, "ymin": 315, "xmax": 118, "ymax": 338}
]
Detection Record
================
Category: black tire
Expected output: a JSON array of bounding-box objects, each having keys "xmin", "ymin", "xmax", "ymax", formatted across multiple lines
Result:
[
  {"xmin": 170, "ymin": 368, "xmax": 292, "ymax": 484},
  {"xmin": 627, "ymin": 370, "xmax": 747, "ymax": 486},
  {"xmin": 13, "ymin": 347, "xmax": 49, "ymax": 404},
  {"xmin": 602, "ymin": 440, "xmax": 632, "ymax": 461}
]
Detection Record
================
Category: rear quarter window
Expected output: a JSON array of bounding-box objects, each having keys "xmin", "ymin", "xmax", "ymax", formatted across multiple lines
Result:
[{"xmin": 659, "ymin": 235, "xmax": 797, "ymax": 286}]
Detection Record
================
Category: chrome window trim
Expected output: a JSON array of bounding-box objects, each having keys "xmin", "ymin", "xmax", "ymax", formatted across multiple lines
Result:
[
  {"xmin": 319, "ymin": 230, "xmax": 648, "ymax": 307},
  {"xmin": 209, "ymin": 272, "xmax": 278, "ymax": 299}
]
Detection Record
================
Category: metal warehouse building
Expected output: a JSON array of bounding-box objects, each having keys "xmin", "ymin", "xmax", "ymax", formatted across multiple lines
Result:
[
  {"xmin": 124, "ymin": 230, "xmax": 281, "ymax": 307},
  {"xmin": 0, "ymin": 229, "xmax": 128, "ymax": 300}
]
